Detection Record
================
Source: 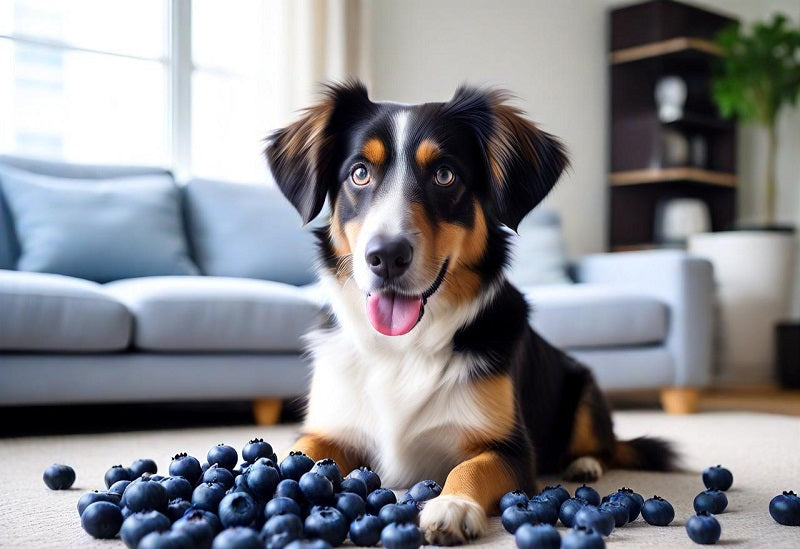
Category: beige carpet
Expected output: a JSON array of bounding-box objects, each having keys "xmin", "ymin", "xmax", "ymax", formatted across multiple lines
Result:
[{"xmin": 1, "ymin": 411, "xmax": 798, "ymax": 548}]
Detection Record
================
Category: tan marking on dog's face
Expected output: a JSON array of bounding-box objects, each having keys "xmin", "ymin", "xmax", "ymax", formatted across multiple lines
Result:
[
  {"xmin": 415, "ymin": 139, "xmax": 441, "ymax": 169},
  {"xmin": 329, "ymin": 203, "xmax": 364, "ymax": 282},
  {"xmin": 362, "ymin": 137, "xmax": 386, "ymax": 166},
  {"xmin": 460, "ymin": 375, "xmax": 516, "ymax": 453},
  {"xmin": 441, "ymin": 450, "xmax": 517, "ymax": 513}
]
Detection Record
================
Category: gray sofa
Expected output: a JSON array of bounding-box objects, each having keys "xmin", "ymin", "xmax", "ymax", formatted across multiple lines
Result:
[{"xmin": 0, "ymin": 155, "xmax": 715, "ymax": 415}]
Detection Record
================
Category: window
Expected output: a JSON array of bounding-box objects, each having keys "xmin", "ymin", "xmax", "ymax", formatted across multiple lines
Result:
[{"xmin": 0, "ymin": 0, "xmax": 292, "ymax": 182}]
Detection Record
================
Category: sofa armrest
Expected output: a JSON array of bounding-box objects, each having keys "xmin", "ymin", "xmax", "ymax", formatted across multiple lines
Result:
[{"xmin": 575, "ymin": 250, "xmax": 715, "ymax": 387}]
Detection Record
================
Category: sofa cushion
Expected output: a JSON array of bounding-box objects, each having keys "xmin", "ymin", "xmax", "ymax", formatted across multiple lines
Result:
[
  {"xmin": 184, "ymin": 178, "xmax": 321, "ymax": 286},
  {"xmin": 506, "ymin": 208, "xmax": 573, "ymax": 287},
  {"xmin": 0, "ymin": 165, "xmax": 199, "ymax": 282},
  {"xmin": 104, "ymin": 277, "xmax": 322, "ymax": 352},
  {"xmin": 523, "ymin": 284, "xmax": 669, "ymax": 348},
  {"xmin": 0, "ymin": 269, "xmax": 132, "ymax": 351}
]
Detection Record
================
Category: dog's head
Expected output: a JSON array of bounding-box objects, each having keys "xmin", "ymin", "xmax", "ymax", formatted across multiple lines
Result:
[{"xmin": 266, "ymin": 80, "xmax": 568, "ymax": 337}]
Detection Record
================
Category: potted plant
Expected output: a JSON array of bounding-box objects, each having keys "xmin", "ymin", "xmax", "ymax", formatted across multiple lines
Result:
[{"xmin": 688, "ymin": 13, "xmax": 800, "ymax": 386}]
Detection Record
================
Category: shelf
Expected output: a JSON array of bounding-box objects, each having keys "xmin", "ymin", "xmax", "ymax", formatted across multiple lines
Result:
[
  {"xmin": 663, "ymin": 112, "xmax": 735, "ymax": 132},
  {"xmin": 610, "ymin": 168, "xmax": 736, "ymax": 187},
  {"xmin": 610, "ymin": 37, "xmax": 722, "ymax": 65}
]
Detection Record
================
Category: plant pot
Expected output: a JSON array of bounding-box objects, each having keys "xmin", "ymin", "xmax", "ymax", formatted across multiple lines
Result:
[{"xmin": 688, "ymin": 229, "xmax": 797, "ymax": 386}]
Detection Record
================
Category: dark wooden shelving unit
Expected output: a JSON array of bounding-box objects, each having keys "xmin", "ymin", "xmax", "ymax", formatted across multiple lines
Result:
[{"xmin": 608, "ymin": 0, "xmax": 738, "ymax": 251}]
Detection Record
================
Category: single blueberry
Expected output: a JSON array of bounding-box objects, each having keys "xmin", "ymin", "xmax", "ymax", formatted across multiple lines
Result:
[
  {"xmin": 598, "ymin": 501, "xmax": 629, "ymax": 527},
  {"xmin": 120, "ymin": 510, "xmax": 170, "ymax": 548},
  {"xmin": 280, "ymin": 451, "xmax": 316, "ymax": 481},
  {"xmin": 166, "ymin": 498, "xmax": 192, "ymax": 522},
  {"xmin": 686, "ymin": 511, "xmax": 721, "ymax": 544},
  {"xmin": 211, "ymin": 526, "xmax": 263, "ymax": 549},
  {"xmin": 769, "ymin": 490, "xmax": 800, "ymax": 526},
  {"xmin": 559, "ymin": 497, "xmax": 589, "ymax": 527},
  {"xmin": 575, "ymin": 484, "xmax": 601, "ymax": 506},
  {"xmin": 130, "ymin": 458, "xmax": 158, "ymax": 478},
  {"xmin": 208, "ymin": 444, "xmax": 239, "ymax": 471},
  {"xmin": 219, "ymin": 492, "xmax": 260, "ymax": 529},
  {"xmin": 204, "ymin": 464, "xmax": 236, "ymax": 490},
  {"xmin": 694, "ymin": 489, "xmax": 728, "ymax": 514},
  {"xmin": 169, "ymin": 453, "xmax": 203, "ymax": 486},
  {"xmin": 77, "ymin": 490, "xmax": 119, "ymax": 517},
  {"xmin": 702, "ymin": 465, "xmax": 733, "ymax": 492},
  {"xmin": 574, "ymin": 505, "xmax": 615, "ymax": 536},
  {"xmin": 641, "ymin": 495, "xmax": 675, "ymax": 526},
  {"xmin": 104, "ymin": 464, "xmax": 131, "ymax": 489},
  {"xmin": 335, "ymin": 491, "xmax": 366, "ymax": 522},
  {"xmin": 380, "ymin": 521, "xmax": 422, "ymax": 549},
  {"xmin": 500, "ymin": 490, "xmax": 529, "ymax": 513},
  {"xmin": 81, "ymin": 501, "xmax": 123, "ymax": 539},
  {"xmin": 160, "ymin": 476, "xmax": 194, "ymax": 501},
  {"xmin": 304, "ymin": 506, "xmax": 349, "ymax": 546},
  {"xmin": 378, "ymin": 502, "xmax": 417, "ymax": 526},
  {"xmin": 299, "ymin": 472, "xmax": 335, "ymax": 505},
  {"xmin": 108, "ymin": 480, "xmax": 131, "ymax": 498},
  {"xmin": 261, "ymin": 513, "xmax": 303, "ymax": 549},
  {"xmin": 514, "ymin": 523, "xmax": 560, "ymax": 549},
  {"xmin": 366, "ymin": 488, "xmax": 397, "ymax": 515},
  {"xmin": 340, "ymin": 477, "xmax": 368, "ymax": 500},
  {"xmin": 181, "ymin": 507, "xmax": 223, "ymax": 534},
  {"xmin": 540, "ymin": 484, "xmax": 571, "ymax": 507},
  {"xmin": 242, "ymin": 438, "xmax": 274, "ymax": 464},
  {"xmin": 276, "ymin": 479, "xmax": 305, "ymax": 503},
  {"xmin": 138, "ymin": 529, "xmax": 194, "ymax": 549},
  {"xmin": 404, "ymin": 480, "xmax": 442, "ymax": 504},
  {"xmin": 602, "ymin": 488, "xmax": 642, "ymax": 522},
  {"xmin": 562, "ymin": 525, "xmax": 605, "ymax": 549},
  {"xmin": 527, "ymin": 494, "xmax": 559, "ymax": 525},
  {"xmin": 350, "ymin": 514, "xmax": 383, "ymax": 546},
  {"xmin": 192, "ymin": 481, "xmax": 228, "ymax": 512},
  {"xmin": 172, "ymin": 509, "xmax": 218, "ymax": 547},
  {"xmin": 246, "ymin": 462, "xmax": 281, "ymax": 500},
  {"xmin": 124, "ymin": 475, "xmax": 168, "ymax": 513},
  {"xmin": 501, "ymin": 502, "xmax": 539, "ymax": 534},
  {"xmin": 311, "ymin": 458, "xmax": 344, "ymax": 492},
  {"xmin": 266, "ymin": 496, "xmax": 303, "ymax": 519},
  {"xmin": 346, "ymin": 466, "xmax": 381, "ymax": 494}
]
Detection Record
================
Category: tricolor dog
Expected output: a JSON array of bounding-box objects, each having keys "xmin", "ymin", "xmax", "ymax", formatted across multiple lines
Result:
[{"xmin": 265, "ymin": 81, "xmax": 674, "ymax": 545}]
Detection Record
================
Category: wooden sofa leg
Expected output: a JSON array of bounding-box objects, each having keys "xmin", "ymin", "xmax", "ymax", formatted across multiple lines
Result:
[
  {"xmin": 253, "ymin": 399, "xmax": 283, "ymax": 425},
  {"xmin": 660, "ymin": 387, "xmax": 700, "ymax": 414}
]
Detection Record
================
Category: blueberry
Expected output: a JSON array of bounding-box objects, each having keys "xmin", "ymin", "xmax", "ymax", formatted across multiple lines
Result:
[
  {"xmin": 109, "ymin": 479, "xmax": 131, "ymax": 497},
  {"xmin": 261, "ymin": 513, "xmax": 304, "ymax": 549},
  {"xmin": 192, "ymin": 481, "xmax": 228, "ymax": 512},
  {"xmin": 166, "ymin": 498, "xmax": 192, "ymax": 522},
  {"xmin": 686, "ymin": 511, "xmax": 721, "ymax": 544},
  {"xmin": 310, "ymin": 458, "xmax": 343, "ymax": 492},
  {"xmin": 266, "ymin": 496, "xmax": 303, "ymax": 520},
  {"xmin": 365, "ymin": 487, "xmax": 396, "ymax": 515},
  {"xmin": 702, "ymin": 465, "xmax": 733, "ymax": 491},
  {"xmin": 169, "ymin": 453, "xmax": 203, "ymax": 486},
  {"xmin": 574, "ymin": 505, "xmax": 615, "ymax": 536},
  {"xmin": 502, "ymin": 502, "xmax": 539, "ymax": 534},
  {"xmin": 693, "ymin": 489, "xmax": 728, "ymax": 514},
  {"xmin": 500, "ymin": 490, "xmax": 530, "ymax": 513},
  {"xmin": 404, "ymin": 480, "xmax": 442, "ymax": 504},
  {"xmin": 340, "ymin": 477, "xmax": 368, "ymax": 500},
  {"xmin": 602, "ymin": 487, "xmax": 642, "ymax": 521},
  {"xmin": 575, "ymin": 484, "xmax": 601, "ymax": 506},
  {"xmin": 234, "ymin": 462, "xmax": 251, "ymax": 476},
  {"xmin": 208, "ymin": 444, "xmax": 239, "ymax": 471},
  {"xmin": 304, "ymin": 506, "xmax": 349, "ymax": 546},
  {"xmin": 124, "ymin": 474, "xmax": 168, "ymax": 513},
  {"xmin": 380, "ymin": 521, "xmax": 422, "ymax": 549},
  {"xmin": 130, "ymin": 458, "xmax": 158, "ymax": 478},
  {"xmin": 181, "ymin": 507, "xmax": 224, "ymax": 534},
  {"xmin": 334, "ymin": 491, "xmax": 366, "ymax": 521},
  {"xmin": 280, "ymin": 451, "xmax": 316, "ymax": 481},
  {"xmin": 217, "ymin": 492, "xmax": 260, "ymax": 529},
  {"xmin": 77, "ymin": 490, "xmax": 119, "ymax": 516},
  {"xmin": 101, "ymin": 464, "xmax": 131, "ymax": 488},
  {"xmin": 246, "ymin": 462, "xmax": 281, "ymax": 499},
  {"xmin": 598, "ymin": 501, "xmax": 628, "ymax": 527},
  {"xmin": 160, "ymin": 476, "xmax": 194, "ymax": 501},
  {"xmin": 230, "ymin": 474, "xmax": 255, "ymax": 497},
  {"xmin": 514, "ymin": 523, "xmax": 561, "ymax": 549},
  {"xmin": 527, "ymin": 494, "xmax": 560, "ymax": 526},
  {"xmin": 641, "ymin": 495, "xmax": 674, "ymax": 526},
  {"xmin": 562, "ymin": 525, "xmax": 605, "ymax": 549},
  {"xmin": 559, "ymin": 497, "xmax": 589, "ymax": 527},
  {"xmin": 243, "ymin": 438, "xmax": 274, "ymax": 464},
  {"xmin": 138, "ymin": 529, "xmax": 194, "ymax": 549},
  {"xmin": 276, "ymin": 479, "xmax": 305, "ymax": 503},
  {"xmin": 378, "ymin": 502, "xmax": 418, "ymax": 525},
  {"xmin": 346, "ymin": 466, "xmax": 381, "ymax": 494},
  {"xmin": 81, "ymin": 501, "xmax": 123, "ymax": 539},
  {"xmin": 172, "ymin": 509, "xmax": 218, "ymax": 547},
  {"xmin": 540, "ymin": 484, "xmax": 571, "ymax": 507},
  {"xmin": 120, "ymin": 510, "xmax": 170, "ymax": 548},
  {"xmin": 299, "ymin": 472, "xmax": 335, "ymax": 505},
  {"xmin": 204, "ymin": 464, "xmax": 236, "ymax": 489},
  {"xmin": 284, "ymin": 540, "xmax": 333, "ymax": 549},
  {"xmin": 769, "ymin": 490, "xmax": 800, "ymax": 526},
  {"xmin": 211, "ymin": 526, "xmax": 263, "ymax": 549},
  {"xmin": 350, "ymin": 514, "xmax": 383, "ymax": 546}
]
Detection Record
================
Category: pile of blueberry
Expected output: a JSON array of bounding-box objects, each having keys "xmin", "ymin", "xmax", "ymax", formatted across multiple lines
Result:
[{"xmin": 45, "ymin": 439, "xmax": 435, "ymax": 549}]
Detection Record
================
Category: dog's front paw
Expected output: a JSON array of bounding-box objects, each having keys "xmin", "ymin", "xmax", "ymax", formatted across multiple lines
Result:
[
  {"xmin": 563, "ymin": 456, "xmax": 604, "ymax": 482},
  {"xmin": 419, "ymin": 494, "xmax": 487, "ymax": 545}
]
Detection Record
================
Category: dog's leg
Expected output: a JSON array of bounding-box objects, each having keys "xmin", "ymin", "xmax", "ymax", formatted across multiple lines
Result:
[
  {"xmin": 288, "ymin": 432, "xmax": 360, "ymax": 476},
  {"xmin": 563, "ymin": 383, "xmax": 615, "ymax": 482},
  {"xmin": 419, "ymin": 450, "xmax": 517, "ymax": 545}
]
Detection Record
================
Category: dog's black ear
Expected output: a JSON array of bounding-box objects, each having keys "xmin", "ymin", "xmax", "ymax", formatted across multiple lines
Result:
[
  {"xmin": 265, "ymin": 80, "xmax": 374, "ymax": 223},
  {"xmin": 443, "ymin": 86, "xmax": 569, "ymax": 231}
]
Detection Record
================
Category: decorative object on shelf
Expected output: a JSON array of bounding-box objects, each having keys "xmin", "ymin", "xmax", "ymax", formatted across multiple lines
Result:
[
  {"xmin": 654, "ymin": 198, "xmax": 711, "ymax": 245},
  {"xmin": 655, "ymin": 75, "xmax": 687, "ymax": 123},
  {"xmin": 712, "ymin": 13, "xmax": 800, "ymax": 228},
  {"xmin": 660, "ymin": 128, "xmax": 690, "ymax": 167},
  {"xmin": 690, "ymin": 135, "xmax": 708, "ymax": 168}
]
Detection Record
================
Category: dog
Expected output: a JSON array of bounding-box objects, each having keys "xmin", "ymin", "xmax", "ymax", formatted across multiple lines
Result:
[{"xmin": 265, "ymin": 80, "xmax": 675, "ymax": 545}]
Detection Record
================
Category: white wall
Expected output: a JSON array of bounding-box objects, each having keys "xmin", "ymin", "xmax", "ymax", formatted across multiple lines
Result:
[{"xmin": 360, "ymin": 0, "xmax": 800, "ymax": 315}]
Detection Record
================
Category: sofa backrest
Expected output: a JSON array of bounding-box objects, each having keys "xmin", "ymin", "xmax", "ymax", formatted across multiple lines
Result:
[{"xmin": 0, "ymin": 155, "xmax": 173, "ymax": 270}]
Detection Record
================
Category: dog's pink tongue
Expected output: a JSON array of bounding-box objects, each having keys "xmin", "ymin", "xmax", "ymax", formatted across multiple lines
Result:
[{"xmin": 366, "ymin": 293, "xmax": 423, "ymax": 336}]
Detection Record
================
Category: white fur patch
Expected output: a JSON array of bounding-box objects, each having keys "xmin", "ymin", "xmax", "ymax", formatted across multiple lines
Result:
[
  {"xmin": 419, "ymin": 494, "xmax": 487, "ymax": 545},
  {"xmin": 563, "ymin": 456, "xmax": 604, "ymax": 482}
]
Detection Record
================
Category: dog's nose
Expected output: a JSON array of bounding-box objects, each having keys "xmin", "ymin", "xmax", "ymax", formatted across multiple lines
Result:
[{"xmin": 365, "ymin": 235, "xmax": 414, "ymax": 280}]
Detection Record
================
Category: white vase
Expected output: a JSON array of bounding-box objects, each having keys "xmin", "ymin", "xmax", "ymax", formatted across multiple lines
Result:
[{"xmin": 689, "ymin": 230, "xmax": 797, "ymax": 386}]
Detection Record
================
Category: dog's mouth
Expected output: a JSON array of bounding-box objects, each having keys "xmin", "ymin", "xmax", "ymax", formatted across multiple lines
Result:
[{"xmin": 366, "ymin": 258, "xmax": 449, "ymax": 336}]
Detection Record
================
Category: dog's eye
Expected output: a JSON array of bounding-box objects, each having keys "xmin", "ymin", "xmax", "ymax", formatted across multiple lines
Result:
[
  {"xmin": 434, "ymin": 167, "xmax": 455, "ymax": 187},
  {"xmin": 350, "ymin": 164, "xmax": 371, "ymax": 186}
]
